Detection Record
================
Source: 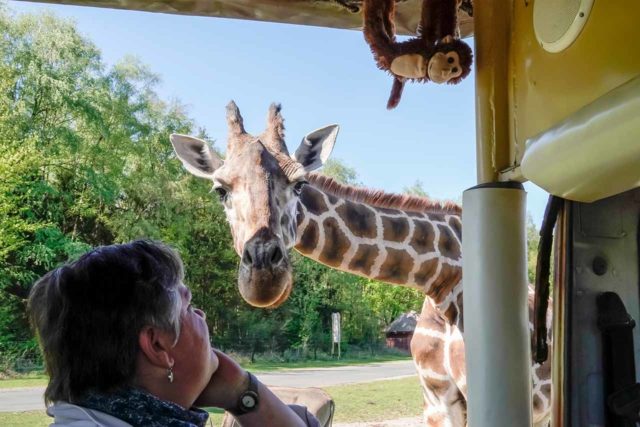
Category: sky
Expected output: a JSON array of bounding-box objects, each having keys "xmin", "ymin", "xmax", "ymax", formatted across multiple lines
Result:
[{"xmin": 8, "ymin": 0, "xmax": 549, "ymax": 227}]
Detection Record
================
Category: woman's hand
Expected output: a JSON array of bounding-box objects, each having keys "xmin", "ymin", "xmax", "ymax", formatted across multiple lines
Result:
[{"xmin": 194, "ymin": 349, "xmax": 249, "ymax": 410}]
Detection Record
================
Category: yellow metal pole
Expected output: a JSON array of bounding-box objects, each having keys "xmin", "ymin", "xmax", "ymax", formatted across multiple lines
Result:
[
  {"xmin": 473, "ymin": 0, "xmax": 512, "ymax": 183},
  {"xmin": 465, "ymin": 1, "xmax": 533, "ymax": 426}
]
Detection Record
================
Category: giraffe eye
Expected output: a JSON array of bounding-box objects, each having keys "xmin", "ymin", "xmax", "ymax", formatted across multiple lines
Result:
[
  {"xmin": 293, "ymin": 181, "xmax": 307, "ymax": 196},
  {"xmin": 214, "ymin": 187, "xmax": 229, "ymax": 202}
]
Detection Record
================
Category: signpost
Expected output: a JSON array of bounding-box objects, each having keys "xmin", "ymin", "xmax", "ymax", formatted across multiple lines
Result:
[{"xmin": 331, "ymin": 312, "xmax": 341, "ymax": 359}]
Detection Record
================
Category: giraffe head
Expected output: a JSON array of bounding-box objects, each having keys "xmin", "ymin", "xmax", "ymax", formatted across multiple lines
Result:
[{"xmin": 171, "ymin": 101, "xmax": 339, "ymax": 308}]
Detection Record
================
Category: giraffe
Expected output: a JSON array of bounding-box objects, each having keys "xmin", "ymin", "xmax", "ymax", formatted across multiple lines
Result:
[{"xmin": 170, "ymin": 101, "xmax": 552, "ymax": 426}]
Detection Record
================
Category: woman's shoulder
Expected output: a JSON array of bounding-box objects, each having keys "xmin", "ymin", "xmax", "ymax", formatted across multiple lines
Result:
[{"xmin": 47, "ymin": 401, "xmax": 133, "ymax": 427}]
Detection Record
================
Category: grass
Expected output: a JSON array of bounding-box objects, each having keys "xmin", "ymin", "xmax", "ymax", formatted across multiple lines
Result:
[
  {"xmin": 0, "ymin": 377, "xmax": 422, "ymax": 426},
  {"xmin": 0, "ymin": 411, "xmax": 50, "ymax": 427},
  {"xmin": 325, "ymin": 376, "xmax": 423, "ymax": 422},
  {"xmin": 245, "ymin": 353, "xmax": 410, "ymax": 372},
  {"xmin": 0, "ymin": 373, "xmax": 48, "ymax": 390}
]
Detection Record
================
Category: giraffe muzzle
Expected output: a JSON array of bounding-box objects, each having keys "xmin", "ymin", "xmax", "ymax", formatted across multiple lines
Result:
[
  {"xmin": 242, "ymin": 237, "xmax": 285, "ymax": 270},
  {"xmin": 238, "ymin": 230, "xmax": 292, "ymax": 308}
]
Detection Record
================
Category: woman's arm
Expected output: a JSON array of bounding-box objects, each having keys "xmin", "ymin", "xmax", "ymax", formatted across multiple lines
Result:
[{"xmin": 195, "ymin": 349, "xmax": 307, "ymax": 427}]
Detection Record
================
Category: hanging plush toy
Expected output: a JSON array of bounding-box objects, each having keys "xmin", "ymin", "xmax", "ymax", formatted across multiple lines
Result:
[{"xmin": 363, "ymin": 0, "xmax": 473, "ymax": 109}]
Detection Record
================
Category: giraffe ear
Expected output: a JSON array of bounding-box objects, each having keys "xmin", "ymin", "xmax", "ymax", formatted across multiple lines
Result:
[
  {"xmin": 170, "ymin": 134, "xmax": 223, "ymax": 179},
  {"xmin": 292, "ymin": 125, "xmax": 339, "ymax": 172}
]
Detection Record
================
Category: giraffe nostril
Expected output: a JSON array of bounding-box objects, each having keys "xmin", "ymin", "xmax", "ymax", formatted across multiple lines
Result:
[
  {"xmin": 271, "ymin": 246, "xmax": 283, "ymax": 265},
  {"xmin": 242, "ymin": 249, "xmax": 253, "ymax": 266}
]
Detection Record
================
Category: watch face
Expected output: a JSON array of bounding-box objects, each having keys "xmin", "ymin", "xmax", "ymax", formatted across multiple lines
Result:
[{"xmin": 241, "ymin": 394, "xmax": 256, "ymax": 408}]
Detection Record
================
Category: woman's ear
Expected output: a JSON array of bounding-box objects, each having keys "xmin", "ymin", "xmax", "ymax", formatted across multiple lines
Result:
[{"xmin": 138, "ymin": 326, "xmax": 175, "ymax": 369}]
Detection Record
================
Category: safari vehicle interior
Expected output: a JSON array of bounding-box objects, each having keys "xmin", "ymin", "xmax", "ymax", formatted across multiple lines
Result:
[{"xmin": 19, "ymin": 0, "xmax": 640, "ymax": 426}]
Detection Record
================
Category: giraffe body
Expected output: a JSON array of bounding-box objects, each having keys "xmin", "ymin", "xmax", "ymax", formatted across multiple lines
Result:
[
  {"xmin": 294, "ymin": 177, "xmax": 552, "ymax": 426},
  {"xmin": 170, "ymin": 102, "xmax": 552, "ymax": 426}
]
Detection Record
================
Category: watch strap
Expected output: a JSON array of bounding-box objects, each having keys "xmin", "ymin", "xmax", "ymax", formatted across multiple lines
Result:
[{"xmin": 228, "ymin": 371, "xmax": 259, "ymax": 416}]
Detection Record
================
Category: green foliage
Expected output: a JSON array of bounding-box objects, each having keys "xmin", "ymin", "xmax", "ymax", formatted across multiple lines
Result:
[
  {"xmin": 403, "ymin": 179, "xmax": 429, "ymax": 197},
  {"xmin": 320, "ymin": 158, "xmax": 359, "ymax": 185},
  {"xmin": 0, "ymin": 7, "xmax": 235, "ymax": 369},
  {"xmin": 0, "ymin": 8, "xmax": 424, "ymax": 372},
  {"xmin": 527, "ymin": 215, "xmax": 541, "ymax": 284}
]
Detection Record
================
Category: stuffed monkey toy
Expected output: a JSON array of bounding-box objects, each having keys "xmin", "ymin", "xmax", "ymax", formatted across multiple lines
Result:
[{"xmin": 363, "ymin": 0, "xmax": 473, "ymax": 109}]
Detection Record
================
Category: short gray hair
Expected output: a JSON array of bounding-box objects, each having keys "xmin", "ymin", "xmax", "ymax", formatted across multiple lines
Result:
[{"xmin": 28, "ymin": 240, "xmax": 185, "ymax": 404}]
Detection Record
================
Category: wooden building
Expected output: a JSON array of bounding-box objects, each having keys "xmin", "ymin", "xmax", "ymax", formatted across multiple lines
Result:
[{"xmin": 384, "ymin": 311, "xmax": 418, "ymax": 354}]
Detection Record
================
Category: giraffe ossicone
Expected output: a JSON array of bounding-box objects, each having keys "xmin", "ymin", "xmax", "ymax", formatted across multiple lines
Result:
[{"xmin": 170, "ymin": 101, "xmax": 552, "ymax": 426}]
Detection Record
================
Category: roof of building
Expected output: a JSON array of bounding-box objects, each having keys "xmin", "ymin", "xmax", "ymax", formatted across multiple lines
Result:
[{"xmin": 385, "ymin": 310, "xmax": 418, "ymax": 334}]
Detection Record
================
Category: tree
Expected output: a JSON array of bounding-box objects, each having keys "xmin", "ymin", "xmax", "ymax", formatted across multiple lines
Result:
[
  {"xmin": 403, "ymin": 179, "xmax": 429, "ymax": 197},
  {"xmin": 0, "ymin": 8, "xmax": 241, "ymax": 368},
  {"xmin": 0, "ymin": 7, "xmax": 426, "ymax": 371},
  {"xmin": 320, "ymin": 158, "xmax": 359, "ymax": 185}
]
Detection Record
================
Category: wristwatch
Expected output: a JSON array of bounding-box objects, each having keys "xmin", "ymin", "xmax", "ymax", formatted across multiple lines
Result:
[{"xmin": 229, "ymin": 371, "xmax": 259, "ymax": 416}]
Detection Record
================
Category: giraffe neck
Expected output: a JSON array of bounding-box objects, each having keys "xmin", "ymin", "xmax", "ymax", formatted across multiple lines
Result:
[{"xmin": 293, "ymin": 180, "xmax": 463, "ymax": 324}]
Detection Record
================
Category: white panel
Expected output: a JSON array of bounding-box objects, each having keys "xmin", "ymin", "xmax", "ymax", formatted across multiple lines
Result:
[{"xmin": 522, "ymin": 76, "xmax": 640, "ymax": 203}]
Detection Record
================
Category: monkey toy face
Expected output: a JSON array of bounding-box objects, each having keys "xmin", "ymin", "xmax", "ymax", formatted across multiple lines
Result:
[{"xmin": 427, "ymin": 51, "xmax": 462, "ymax": 83}]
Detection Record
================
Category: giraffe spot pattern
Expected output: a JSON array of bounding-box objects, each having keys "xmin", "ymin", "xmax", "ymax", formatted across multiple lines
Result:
[
  {"xmin": 437, "ymin": 224, "xmax": 462, "ymax": 260},
  {"xmin": 448, "ymin": 216, "xmax": 462, "ymax": 242},
  {"xmin": 424, "ymin": 376, "xmax": 452, "ymax": 397},
  {"xmin": 381, "ymin": 215, "xmax": 410, "ymax": 242},
  {"xmin": 429, "ymin": 263, "xmax": 462, "ymax": 304},
  {"xmin": 533, "ymin": 394, "xmax": 543, "ymax": 411},
  {"xmin": 375, "ymin": 248, "xmax": 414, "ymax": 284},
  {"xmin": 299, "ymin": 187, "xmax": 327, "ymax": 216},
  {"xmin": 445, "ymin": 304, "xmax": 458, "ymax": 326},
  {"xmin": 348, "ymin": 244, "xmax": 379, "ymax": 276},
  {"xmin": 536, "ymin": 359, "xmax": 551, "ymax": 384},
  {"xmin": 335, "ymin": 202, "xmax": 377, "ymax": 239},
  {"xmin": 412, "ymin": 332, "xmax": 446, "ymax": 375},
  {"xmin": 378, "ymin": 207, "xmax": 402, "ymax": 215},
  {"xmin": 448, "ymin": 338, "xmax": 466, "ymax": 381},
  {"xmin": 540, "ymin": 384, "xmax": 551, "ymax": 400},
  {"xmin": 426, "ymin": 413, "xmax": 446, "ymax": 427},
  {"xmin": 407, "ymin": 211, "xmax": 426, "ymax": 218},
  {"xmin": 318, "ymin": 217, "xmax": 351, "ymax": 267},
  {"xmin": 414, "ymin": 258, "xmax": 439, "ymax": 287},
  {"xmin": 427, "ymin": 212, "xmax": 446, "ymax": 222},
  {"xmin": 294, "ymin": 186, "xmax": 551, "ymax": 424},
  {"xmin": 297, "ymin": 220, "xmax": 319, "ymax": 255},
  {"xmin": 410, "ymin": 220, "xmax": 436, "ymax": 254},
  {"xmin": 326, "ymin": 193, "xmax": 339, "ymax": 205}
]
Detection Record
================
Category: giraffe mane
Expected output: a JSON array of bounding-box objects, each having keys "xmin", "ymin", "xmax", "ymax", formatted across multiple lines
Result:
[{"xmin": 307, "ymin": 173, "xmax": 462, "ymax": 215}]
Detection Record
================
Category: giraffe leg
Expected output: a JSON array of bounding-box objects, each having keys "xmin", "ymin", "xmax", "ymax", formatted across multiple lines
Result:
[
  {"xmin": 412, "ymin": 298, "xmax": 467, "ymax": 427},
  {"xmin": 416, "ymin": 374, "xmax": 466, "ymax": 427},
  {"xmin": 529, "ymin": 287, "xmax": 553, "ymax": 425}
]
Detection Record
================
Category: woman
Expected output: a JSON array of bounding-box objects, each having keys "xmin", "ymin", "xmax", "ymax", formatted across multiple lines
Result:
[{"xmin": 28, "ymin": 240, "xmax": 319, "ymax": 427}]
